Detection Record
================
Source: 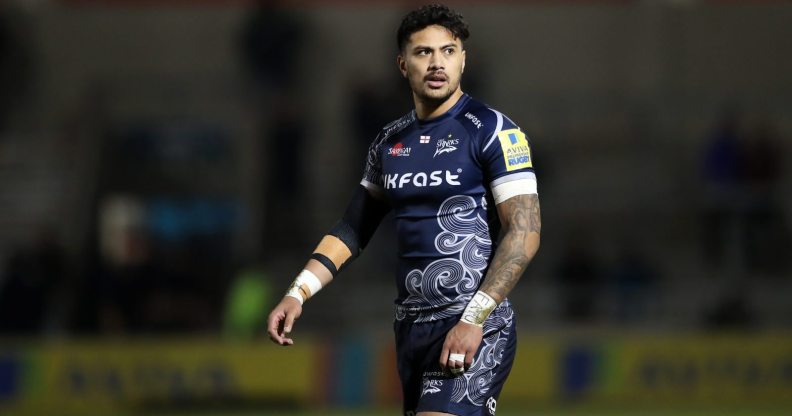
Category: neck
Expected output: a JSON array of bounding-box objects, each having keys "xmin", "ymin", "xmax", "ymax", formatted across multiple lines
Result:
[{"xmin": 414, "ymin": 88, "xmax": 464, "ymax": 120}]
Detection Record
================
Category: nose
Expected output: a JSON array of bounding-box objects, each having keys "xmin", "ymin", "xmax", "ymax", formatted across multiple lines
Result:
[{"xmin": 428, "ymin": 51, "xmax": 444, "ymax": 70}]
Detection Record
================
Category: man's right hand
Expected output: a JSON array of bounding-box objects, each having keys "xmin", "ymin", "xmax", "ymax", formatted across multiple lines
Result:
[{"xmin": 267, "ymin": 296, "xmax": 303, "ymax": 345}]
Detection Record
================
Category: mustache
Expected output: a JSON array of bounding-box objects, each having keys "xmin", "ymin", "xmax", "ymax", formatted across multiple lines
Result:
[{"xmin": 425, "ymin": 72, "xmax": 448, "ymax": 81}]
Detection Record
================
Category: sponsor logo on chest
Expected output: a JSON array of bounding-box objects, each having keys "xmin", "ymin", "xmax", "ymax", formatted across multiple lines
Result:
[
  {"xmin": 388, "ymin": 142, "xmax": 411, "ymax": 157},
  {"xmin": 384, "ymin": 169, "xmax": 462, "ymax": 189}
]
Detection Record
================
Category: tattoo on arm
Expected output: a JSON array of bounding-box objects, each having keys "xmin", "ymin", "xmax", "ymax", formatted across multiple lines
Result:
[
  {"xmin": 529, "ymin": 194, "xmax": 541, "ymax": 234},
  {"xmin": 480, "ymin": 194, "xmax": 541, "ymax": 302}
]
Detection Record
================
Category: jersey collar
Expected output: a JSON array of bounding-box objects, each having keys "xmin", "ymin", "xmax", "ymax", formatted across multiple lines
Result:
[{"xmin": 416, "ymin": 93, "xmax": 471, "ymax": 127}]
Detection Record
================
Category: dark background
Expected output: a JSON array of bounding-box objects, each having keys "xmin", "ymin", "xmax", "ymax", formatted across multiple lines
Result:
[{"xmin": 0, "ymin": 0, "xmax": 790, "ymax": 341}]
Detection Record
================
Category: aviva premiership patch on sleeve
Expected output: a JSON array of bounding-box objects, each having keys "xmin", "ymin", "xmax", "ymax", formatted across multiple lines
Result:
[{"xmin": 498, "ymin": 129, "xmax": 533, "ymax": 171}]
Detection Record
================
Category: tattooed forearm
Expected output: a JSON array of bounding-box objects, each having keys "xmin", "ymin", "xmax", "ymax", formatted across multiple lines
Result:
[
  {"xmin": 529, "ymin": 194, "xmax": 541, "ymax": 234},
  {"xmin": 479, "ymin": 194, "xmax": 541, "ymax": 303},
  {"xmin": 480, "ymin": 250, "xmax": 530, "ymax": 302}
]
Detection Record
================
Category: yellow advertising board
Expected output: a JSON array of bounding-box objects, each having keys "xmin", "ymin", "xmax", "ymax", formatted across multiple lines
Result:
[
  {"xmin": 605, "ymin": 335, "xmax": 792, "ymax": 404},
  {"xmin": 499, "ymin": 338, "xmax": 558, "ymax": 403},
  {"xmin": 2, "ymin": 333, "xmax": 791, "ymax": 414},
  {"xmin": 0, "ymin": 339, "xmax": 319, "ymax": 414}
]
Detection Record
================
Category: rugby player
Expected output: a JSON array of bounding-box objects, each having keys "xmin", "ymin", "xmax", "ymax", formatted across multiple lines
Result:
[{"xmin": 267, "ymin": 4, "xmax": 541, "ymax": 415}]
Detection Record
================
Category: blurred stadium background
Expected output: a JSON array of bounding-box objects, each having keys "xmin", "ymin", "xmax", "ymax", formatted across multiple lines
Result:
[{"xmin": 0, "ymin": 0, "xmax": 791, "ymax": 415}]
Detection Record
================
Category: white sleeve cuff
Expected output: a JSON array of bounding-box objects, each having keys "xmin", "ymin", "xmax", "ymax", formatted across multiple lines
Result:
[{"xmin": 491, "ymin": 175, "xmax": 537, "ymax": 204}]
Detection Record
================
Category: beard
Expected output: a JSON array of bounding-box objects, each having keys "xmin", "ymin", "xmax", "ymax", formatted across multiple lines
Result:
[
  {"xmin": 416, "ymin": 88, "xmax": 454, "ymax": 106},
  {"xmin": 410, "ymin": 76, "xmax": 460, "ymax": 107}
]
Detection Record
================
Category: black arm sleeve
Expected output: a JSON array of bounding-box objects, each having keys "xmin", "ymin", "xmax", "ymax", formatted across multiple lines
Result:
[{"xmin": 330, "ymin": 184, "xmax": 390, "ymax": 256}]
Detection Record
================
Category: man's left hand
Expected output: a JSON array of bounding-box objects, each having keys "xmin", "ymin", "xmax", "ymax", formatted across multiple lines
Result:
[{"xmin": 439, "ymin": 321, "xmax": 483, "ymax": 376}]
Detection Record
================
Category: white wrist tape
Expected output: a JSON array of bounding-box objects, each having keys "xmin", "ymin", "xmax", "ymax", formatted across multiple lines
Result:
[
  {"xmin": 461, "ymin": 291, "xmax": 498, "ymax": 327},
  {"xmin": 285, "ymin": 270, "xmax": 323, "ymax": 305}
]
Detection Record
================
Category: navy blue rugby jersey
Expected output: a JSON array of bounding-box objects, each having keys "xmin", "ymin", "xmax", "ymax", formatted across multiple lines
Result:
[{"xmin": 360, "ymin": 93, "xmax": 537, "ymax": 323}]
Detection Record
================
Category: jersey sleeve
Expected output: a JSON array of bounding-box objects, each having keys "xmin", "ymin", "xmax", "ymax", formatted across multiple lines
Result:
[
  {"xmin": 360, "ymin": 130, "xmax": 386, "ymax": 198},
  {"xmin": 478, "ymin": 109, "xmax": 538, "ymax": 204}
]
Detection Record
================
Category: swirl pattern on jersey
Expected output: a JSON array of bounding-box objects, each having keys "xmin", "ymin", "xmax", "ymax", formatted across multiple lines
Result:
[
  {"xmin": 397, "ymin": 195, "xmax": 492, "ymax": 322},
  {"xmin": 451, "ymin": 303, "xmax": 514, "ymax": 406}
]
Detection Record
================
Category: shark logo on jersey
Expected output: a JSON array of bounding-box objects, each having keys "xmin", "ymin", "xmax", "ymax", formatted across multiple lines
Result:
[
  {"xmin": 421, "ymin": 379, "xmax": 443, "ymax": 396},
  {"xmin": 434, "ymin": 134, "xmax": 460, "ymax": 158}
]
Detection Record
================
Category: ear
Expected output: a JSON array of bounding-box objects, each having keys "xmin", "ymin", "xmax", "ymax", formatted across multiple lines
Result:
[
  {"xmin": 461, "ymin": 49, "xmax": 466, "ymax": 74},
  {"xmin": 397, "ymin": 54, "xmax": 407, "ymax": 78}
]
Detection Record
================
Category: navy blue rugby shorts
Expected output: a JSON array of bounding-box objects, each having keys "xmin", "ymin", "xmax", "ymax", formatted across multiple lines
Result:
[{"xmin": 394, "ymin": 301, "xmax": 516, "ymax": 416}]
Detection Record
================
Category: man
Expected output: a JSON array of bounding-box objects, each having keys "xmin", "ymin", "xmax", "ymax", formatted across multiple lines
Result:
[{"xmin": 267, "ymin": 4, "xmax": 540, "ymax": 416}]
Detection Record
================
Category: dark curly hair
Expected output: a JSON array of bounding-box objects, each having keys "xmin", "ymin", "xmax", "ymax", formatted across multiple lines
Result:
[{"xmin": 396, "ymin": 4, "xmax": 469, "ymax": 52}]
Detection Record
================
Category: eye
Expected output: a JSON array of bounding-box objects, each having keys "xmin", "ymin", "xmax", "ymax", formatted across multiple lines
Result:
[
  {"xmin": 417, "ymin": 49, "xmax": 430, "ymax": 56},
  {"xmin": 443, "ymin": 47, "xmax": 455, "ymax": 55}
]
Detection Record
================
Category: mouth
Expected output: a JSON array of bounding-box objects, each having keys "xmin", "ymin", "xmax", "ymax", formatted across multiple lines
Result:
[{"xmin": 425, "ymin": 72, "xmax": 448, "ymax": 89}]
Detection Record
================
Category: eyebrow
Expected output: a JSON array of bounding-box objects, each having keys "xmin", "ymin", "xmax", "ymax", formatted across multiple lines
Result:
[{"xmin": 411, "ymin": 42, "xmax": 459, "ymax": 52}]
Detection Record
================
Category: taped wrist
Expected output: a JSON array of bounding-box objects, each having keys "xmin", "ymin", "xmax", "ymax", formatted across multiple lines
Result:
[
  {"xmin": 461, "ymin": 291, "xmax": 498, "ymax": 327},
  {"xmin": 285, "ymin": 270, "xmax": 323, "ymax": 305}
]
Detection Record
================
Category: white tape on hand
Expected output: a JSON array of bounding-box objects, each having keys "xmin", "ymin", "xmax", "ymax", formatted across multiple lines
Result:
[
  {"xmin": 285, "ymin": 269, "xmax": 323, "ymax": 305},
  {"xmin": 461, "ymin": 291, "xmax": 498, "ymax": 327},
  {"xmin": 449, "ymin": 353, "xmax": 465, "ymax": 363}
]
